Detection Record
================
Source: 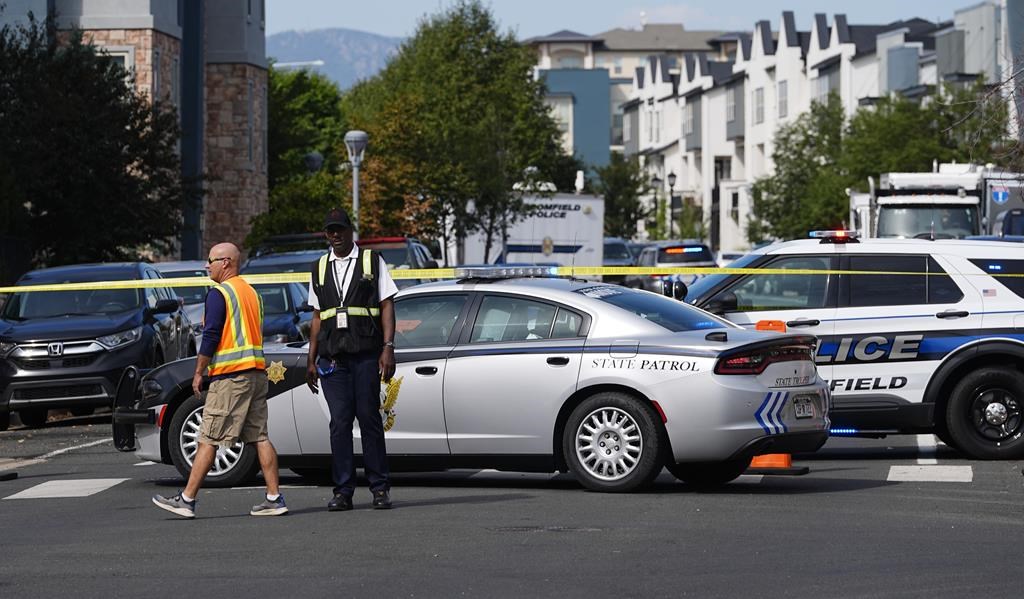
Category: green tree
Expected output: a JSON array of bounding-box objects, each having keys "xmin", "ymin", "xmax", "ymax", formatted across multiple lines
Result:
[
  {"xmin": 933, "ymin": 78, "xmax": 1009, "ymax": 166},
  {"xmin": 594, "ymin": 153, "xmax": 649, "ymax": 239},
  {"xmin": 266, "ymin": 64, "xmax": 346, "ymax": 188},
  {"xmin": 0, "ymin": 15, "xmax": 189, "ymax": 266},
  {"xmin": 342, "ymin": 0, "xmax": 567, "ymax": 262},
  {"xmin": 749, "ymin": 95, "xmax": 847, "ymax": 242},
  {"xmin": 675, "ymin": 201, "xmax": 706, "ymax": 240},
  {"xmin": 248, "ymin": 65, "xmax": 347, "ymax": 247}
]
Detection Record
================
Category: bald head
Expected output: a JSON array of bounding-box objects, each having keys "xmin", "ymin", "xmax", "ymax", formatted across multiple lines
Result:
[{"xmin": 206, "ymin": 242, "xmax": 241, "ymax": 283}]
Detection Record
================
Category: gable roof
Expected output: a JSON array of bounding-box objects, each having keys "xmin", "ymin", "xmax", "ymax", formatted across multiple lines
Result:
[
  {"xmin": 524, "ymin": 30, "xmax": 601, "ymax": 44},
  {"xmin": 596, "ymin": 24, "xmax": 723, "ymax": 51},
  {"xmin": 756, "ymin": 20, "xmax": 776, "ymax": 55}
]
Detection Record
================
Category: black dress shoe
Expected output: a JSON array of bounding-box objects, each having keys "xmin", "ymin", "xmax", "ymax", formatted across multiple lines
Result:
[
  {"xmin": 327, "ymin": 493, "xmax": 353, "ymax": 511},
  {"xmin": 371, "ymin": 489, "xmax": 392, "ymax": 509}
]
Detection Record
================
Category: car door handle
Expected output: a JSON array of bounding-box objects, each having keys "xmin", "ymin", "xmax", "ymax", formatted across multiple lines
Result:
[
  {"xmin": 547, "ymin": 356, "xmax": 570, "ymax": 366},
  {"xmin": 415, "ymin": 366, "xmax": 438, "ymax": 375},
  {"xmin": 935, "ymin": 310, "xmax": 970, "ymax": 319},
  {"xmin": 785, "ymin": 319, "xmax": 820, "ymax": 327}
]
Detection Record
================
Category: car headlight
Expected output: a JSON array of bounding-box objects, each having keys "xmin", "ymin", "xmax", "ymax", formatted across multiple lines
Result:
[
  {"xmin": 97, "ymin": 326, "xmax": 143, "ymax": 349},
  {"xmin": 0, "ymin": 341, "xmax": 16, "ymax": 358},
  {"xmin": 265, "ymin": 333, "xmax": 290, "ymax": 344}
]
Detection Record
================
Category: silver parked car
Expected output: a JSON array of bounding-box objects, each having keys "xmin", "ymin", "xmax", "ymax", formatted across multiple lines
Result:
[{"xmin": 113, "ymin": 267, "xmax": 830, "ymax": 492}]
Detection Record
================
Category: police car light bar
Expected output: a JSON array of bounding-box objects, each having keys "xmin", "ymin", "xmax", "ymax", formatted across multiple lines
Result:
[
  {"xmin": 454, "ymin": 266, "xmax": 560, "ymax": 280},
  {"xmin": 809, "ymin": 230, "xmax": 860, "ymax": 244}
]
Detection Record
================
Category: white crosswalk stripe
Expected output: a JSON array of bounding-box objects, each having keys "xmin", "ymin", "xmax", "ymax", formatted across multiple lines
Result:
[
  {"xmin": 886, "ymin": 465, "xmax": 973, "ymax": 483},
  {"xmin": 3, "ymin": 478, "xmax": 129, "ymax": 500}
]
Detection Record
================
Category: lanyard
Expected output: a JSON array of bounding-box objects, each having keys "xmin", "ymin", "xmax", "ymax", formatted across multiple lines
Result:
[{"xmin": 335, "ymin": 255, "xmax": 354, "ymax": 303}]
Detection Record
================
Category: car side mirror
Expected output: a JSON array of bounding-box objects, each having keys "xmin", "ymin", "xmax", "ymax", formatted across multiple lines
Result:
[
  {"xmin": 149, "ymin": 298, "xmax": 180, "ymax": 316},
  {"xmin": 298, "ymin": 302, "xmax": 314, "ymax": 313},
  {"xmin": 427, "ymin": 259, "xmax": 439, "ymax": 269},
  {"xmin": 704, "ymin": 291, "xmax": 738, "ymax": 315}
]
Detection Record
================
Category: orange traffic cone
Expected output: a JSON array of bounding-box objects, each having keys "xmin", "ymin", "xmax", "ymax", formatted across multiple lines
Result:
[{"xmin": 745, "ymin": 453, "xmax": 809, "ymax": 475}]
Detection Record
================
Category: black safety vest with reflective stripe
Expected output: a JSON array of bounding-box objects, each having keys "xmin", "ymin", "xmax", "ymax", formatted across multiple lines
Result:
[{"xmin": 310, "ymin": 248, "xmax": 383, "ymax": 357}]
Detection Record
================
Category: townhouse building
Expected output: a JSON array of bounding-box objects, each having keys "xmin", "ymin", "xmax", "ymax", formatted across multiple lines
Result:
[
  {"xmin": 621, "ymin": 1, "xmax": 1015, "ymax": 252},
  {"xmin": 527, "ymin": 23, "xmax": 723, "ymax": 173},
  {"xmin": 0, "ymin": 0, "xmax": 268, "ymax": 260}
]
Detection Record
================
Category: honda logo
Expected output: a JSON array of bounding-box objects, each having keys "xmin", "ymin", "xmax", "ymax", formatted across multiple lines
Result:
[{"xmin": 47, "ymin": 342, "xmax": 64, "ymax": 357}]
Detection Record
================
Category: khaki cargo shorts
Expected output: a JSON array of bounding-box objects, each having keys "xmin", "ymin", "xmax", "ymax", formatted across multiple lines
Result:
[{"xmin": 199, "ymin": 369, "xmax": 269, "ymax": 447}]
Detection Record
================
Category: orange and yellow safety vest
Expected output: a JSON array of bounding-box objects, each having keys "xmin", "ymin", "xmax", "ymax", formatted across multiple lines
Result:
[{"xmin": 208, "ymin": 276, "xmax": 265, "ymax": 376}]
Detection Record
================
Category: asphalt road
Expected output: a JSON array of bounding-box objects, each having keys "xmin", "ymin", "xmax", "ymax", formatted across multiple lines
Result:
[{"xmin": 1, "ymin": 417, "xmax": 1022, "ymax": 598}]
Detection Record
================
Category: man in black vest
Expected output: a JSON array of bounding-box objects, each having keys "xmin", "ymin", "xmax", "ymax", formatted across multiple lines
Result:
[{"xmin": 306, "ymin": 208, "xmax": 398, "ymax": 510}]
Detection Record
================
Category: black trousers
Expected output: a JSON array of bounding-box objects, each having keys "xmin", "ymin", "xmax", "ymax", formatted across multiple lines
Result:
[{"xmin": 318, "ymin": 352, "xmax": 390, "ymax": 496}]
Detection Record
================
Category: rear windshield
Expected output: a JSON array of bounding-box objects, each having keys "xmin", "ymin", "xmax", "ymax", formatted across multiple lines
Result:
[
  {"xmin": 160, "ymin": 269, "xmax": 210, "ymax": 305},
  {"xmin": 604, "ymin": 242, "xmax": 632, "ymax": 260},
  {"xmin": 658, "ymin": 245, "xmax": 713, "ymax": 263},
  {"xmin": 575, "ymin": 286, "xmax": 728, "ymax": 332}
]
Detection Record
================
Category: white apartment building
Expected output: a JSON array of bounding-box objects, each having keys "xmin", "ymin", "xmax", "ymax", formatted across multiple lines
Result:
[{"xmin": 625, "ymin": 2, "xmax": 1012, "ymax": 252}]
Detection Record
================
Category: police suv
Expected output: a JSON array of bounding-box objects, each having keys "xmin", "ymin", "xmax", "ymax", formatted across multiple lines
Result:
[{"xmin": 682, "ymin": 231, "xmax": 1024, "ymax": 460}]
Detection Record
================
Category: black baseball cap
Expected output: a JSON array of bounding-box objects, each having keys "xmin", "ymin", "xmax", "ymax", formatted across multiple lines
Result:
[{"xmin": 324, "ymin": 208, "xmax": 353, "ymax": 229}]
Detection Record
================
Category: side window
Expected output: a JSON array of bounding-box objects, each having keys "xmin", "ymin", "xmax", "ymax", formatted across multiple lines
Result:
[
  {"xmin": 848, "ymin": 255, "xmax": 927, "ymax": 307},
  {"xmin": 927, "ymin": 257, "xmax": 964, "ymax": 304},
  {"xmin": 641, "ymin": 249, "xmax": 655, "ymax": 266},
  {"xmin": 968, "ymin": 258, "xmax": 1024, "ymax": 300},
  {"xmin": 551, "ymin": 307, "xmax": 585, "ymax": 338},
  {"xmin": 724, "ymin": 255, "xmax": 832, "ymax": 311},
  {"xmin": 395, "ymin": 294, "xmax": 467, "ymax": 348},
  {"xmin": 470, "ymin": 296, "xmax": 558, "ymax": 342}
]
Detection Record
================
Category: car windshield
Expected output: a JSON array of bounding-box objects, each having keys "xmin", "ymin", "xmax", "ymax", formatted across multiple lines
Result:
[
  {"xmin": 160, "ymin": 269, "xmax": 210, "ymax": 305},
  {"xmin": 604, "ymin": 242, "xmax": 632, "ymax": 260},
  {"xmin": 575, "ymin": 286, "xmax": 728, "ymax": 332},
  {"xmin": 2, "ymin": 283, "xmax": 143, "ymax": 320},
  {"xmin": 876, "ymin": 205, "xmax": 978, "ymax": 239},
  {"xmin": 658, "ymin": 245, "xmax": 714, "ymax": 263},
  {"xmin": 255, "ymin": 284, "xmax": 293, "ymax": 315},
  {"xmin": 685, "ymin": 252, "xmax": 763, "ymax": 302},
  {"xmin": 363, "ymin": 245, "xmax": 412, "ymax": 270}
]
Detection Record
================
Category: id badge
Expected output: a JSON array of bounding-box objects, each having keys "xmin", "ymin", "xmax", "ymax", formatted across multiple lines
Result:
[{"xmin": 336, "ymin": 312, "xmax": 349, "ymax": 329}]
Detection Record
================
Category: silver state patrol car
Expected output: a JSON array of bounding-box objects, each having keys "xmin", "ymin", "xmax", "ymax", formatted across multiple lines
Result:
[
  {"xmin": 684, "ymin": 231, "xmax": 1024, "ymax": 459},
  {"xmin": 113, "ymin": 266, "xmax": 829, "ymax": 492}
]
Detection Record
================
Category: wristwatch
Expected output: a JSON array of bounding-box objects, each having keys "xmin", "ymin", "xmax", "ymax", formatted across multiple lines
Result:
[{"xmin": 383, "ymin": 341, "xmax": 395, "ymax": 348}]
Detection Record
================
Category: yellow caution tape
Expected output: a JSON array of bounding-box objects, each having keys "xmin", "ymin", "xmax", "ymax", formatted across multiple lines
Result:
[{"xmin": 0, "ymin": 266, "xmax": 1019, "ymax": 294}]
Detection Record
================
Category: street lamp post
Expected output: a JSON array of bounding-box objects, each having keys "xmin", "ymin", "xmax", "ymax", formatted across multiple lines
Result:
[
  {"xmin": 651, "ymin": 175, "xmax": 663, "ymax": 240},
  {"xmin": 667, "ymin": 172, "xmax": 677, "ymax": 238},
  {"xmin": 344, "ymin": 130, "xmax": 369, "ymax": 241}
]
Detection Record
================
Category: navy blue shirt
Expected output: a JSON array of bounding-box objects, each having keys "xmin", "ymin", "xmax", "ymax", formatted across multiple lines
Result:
[{"xmin": 199, "ymin": 288, "xmax": 226, "ymax": 358}]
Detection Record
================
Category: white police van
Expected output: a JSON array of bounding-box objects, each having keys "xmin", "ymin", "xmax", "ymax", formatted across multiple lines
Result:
[{"xmin": 682, "ymin": 231, "xmax": 1024, "ymax": 459}]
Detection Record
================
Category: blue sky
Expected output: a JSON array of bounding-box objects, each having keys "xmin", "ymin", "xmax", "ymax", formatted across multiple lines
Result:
[{"xmin": 267, "ymin": 1, "xmax": 975, "ymax": 39}]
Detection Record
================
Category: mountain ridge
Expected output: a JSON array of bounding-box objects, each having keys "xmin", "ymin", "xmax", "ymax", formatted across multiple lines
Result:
[{"xmin": 266, "ymin": 28, "xmax": 403, "ymax": 89}]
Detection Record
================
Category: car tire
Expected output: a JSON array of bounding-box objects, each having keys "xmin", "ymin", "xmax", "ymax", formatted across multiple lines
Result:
[
  {"xmin": 945, "ymin": 367, "xmax": 1024, "ymax": 460},
  {"xmin": 19, "ymin": 408, "xmax": 48, "ymax": 428},
  {"xmin": 0, "ymin": 411, "xmax": 9, "ymax": 431},
  {"xmin": 666, "ymin": 457, "xmax": 752, "ymax": 488},
  {"xmin": 563, "ymin": 392, "xmax": 663, "ymax": 492},
  {"xmin": 167, "ymin": 394, "xmax": 260, "ymax": 487}
]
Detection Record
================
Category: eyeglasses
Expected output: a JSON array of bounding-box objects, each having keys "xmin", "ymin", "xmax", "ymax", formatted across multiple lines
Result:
[{"xmin": 207, "ymin": 257, "xmax": 231, "ymax": 265}]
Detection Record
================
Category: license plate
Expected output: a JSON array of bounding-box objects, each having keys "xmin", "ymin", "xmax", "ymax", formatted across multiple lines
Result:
[{"xmin": 793, "ymin": 396, "xmax": 814, "ymax": 419}]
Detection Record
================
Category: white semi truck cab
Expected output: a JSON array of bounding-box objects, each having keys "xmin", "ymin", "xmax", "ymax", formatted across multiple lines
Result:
[{"xmin": 850, "ymin": 163, "xmax": 1024, "ymax": 239}]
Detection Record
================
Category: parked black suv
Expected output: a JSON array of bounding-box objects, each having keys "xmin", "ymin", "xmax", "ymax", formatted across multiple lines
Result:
[{"xmin": 0, "ymin": 263, "xmax": 192, "ymax": 430}]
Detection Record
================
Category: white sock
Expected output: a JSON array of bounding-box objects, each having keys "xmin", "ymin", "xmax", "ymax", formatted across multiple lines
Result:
[
  {"xmin": 266, "ymin": 493, "xmax": 280, "ymax": 501},
  {"xmin": 180, "ymin": 492, "xmax": 194, "ymax": 503}
]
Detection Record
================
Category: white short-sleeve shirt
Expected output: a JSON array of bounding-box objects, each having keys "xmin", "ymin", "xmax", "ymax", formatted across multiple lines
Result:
[{"xmin": 306, "ymin": 244, "xmax": 399, "ymax": 310}]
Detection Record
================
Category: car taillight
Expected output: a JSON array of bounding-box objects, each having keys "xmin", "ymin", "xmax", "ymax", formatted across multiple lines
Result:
[{"xmin": 714, "ymin": 345, "xmax": 814, "ymax": 375}]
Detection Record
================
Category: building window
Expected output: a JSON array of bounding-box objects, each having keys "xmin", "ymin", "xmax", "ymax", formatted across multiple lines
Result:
[
  {"xmin": 654, "ymin": 107, "xmax": 661, "ymax": 143},
  {"xmin": 613, "ymin": 57, "xmax": 623, "ymax": 75},
  {"xmin": 731, "ymin": 191, "xmax": 740, "ymax": 223},
  {"xmin": 555, "ymin": 53, "xmax": 583, "ymax": 69},
  {"xmin": 171, "ymin": 57, "xmax": 180, "ymax": 107},
  {"xmin": 545, "ymin": 96, "xmax": 574, "ymax": 154},
  {"xmin": 97, "ymin": 46, "xmax": 136, "ymax": 83},
  {"xmin": 623, "ymin": 112, "xmax": 631, "ymax": 142},
  {"xmin": 815, "ymin": 69, "xmax": 837, "ymax": 103},
  {"xmin": 684, "ymin": 102, "xmax": 694, "ymax": 135},
  {"xmin": 153, "ymin": 49, "xmax": 161, "ymax": 99},
  {"xmin": 612, "ymin": 109, "xmax": 624, "ymax": 145},
  {"xmin": 260, "ymin": 0, "xmax": 266, "ymax": 29},
  {"xmin": 753, "ymin": 87, "xmax": 764, "ymax": 125},
  {"xmin": 726, "ymin": 86, "xmax": 736, "ymax": 122},
  {"xmin": 777, "ymin": 80, "xmax": 788, "ymax": 118}
]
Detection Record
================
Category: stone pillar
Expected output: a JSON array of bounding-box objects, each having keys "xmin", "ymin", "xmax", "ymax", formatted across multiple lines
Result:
[{"xmin": 203, "ymin": 63, "xmax": 268, "ymax": 251}]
